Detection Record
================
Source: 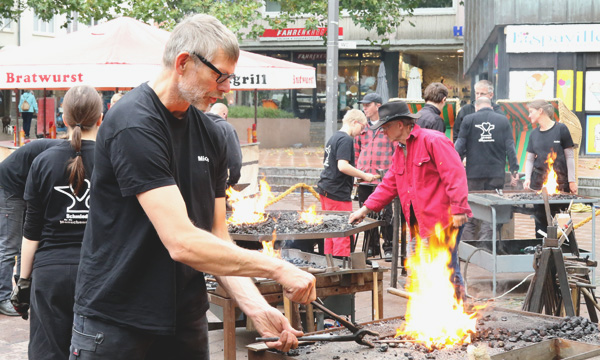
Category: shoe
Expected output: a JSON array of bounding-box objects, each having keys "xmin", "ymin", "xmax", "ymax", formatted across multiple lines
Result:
[{"xmin": 0, "ymin": 299, "xmax": 19, "ymax": 316}]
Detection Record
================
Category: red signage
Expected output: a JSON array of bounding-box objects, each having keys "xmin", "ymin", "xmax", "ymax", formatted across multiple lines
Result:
[
  {"xmin": 260, "ymin": 27, "xmax": 343, "ymax": 41},
  {"xmin": 294, "ymin": 52, "xmax": 327, "ymax": 62}
]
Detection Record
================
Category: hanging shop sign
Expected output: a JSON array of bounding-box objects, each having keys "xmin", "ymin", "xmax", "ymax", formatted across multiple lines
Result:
[
  {"xmin": 260, "ymin": 27, "xmax": 343, "ymax": 41},
  {"xmin": 506, "ymin": 24, "xmax": 600, "ymax": 53}
]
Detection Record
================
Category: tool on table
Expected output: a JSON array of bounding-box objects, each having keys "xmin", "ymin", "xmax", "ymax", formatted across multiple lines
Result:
[{"xmin": 256, "ymin": 300, "xmax": 380, "ymax": 347}]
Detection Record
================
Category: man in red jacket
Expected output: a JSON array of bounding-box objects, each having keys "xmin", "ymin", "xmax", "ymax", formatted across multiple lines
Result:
[{"xmin": 349, "ymin": 100, "xmax": 472, "ymax": 297}]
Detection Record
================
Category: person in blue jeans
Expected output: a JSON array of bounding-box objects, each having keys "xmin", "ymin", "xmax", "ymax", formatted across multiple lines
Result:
[{"xmin": 18, "ymin": 90, "xmax": 38, "ymax": 138}]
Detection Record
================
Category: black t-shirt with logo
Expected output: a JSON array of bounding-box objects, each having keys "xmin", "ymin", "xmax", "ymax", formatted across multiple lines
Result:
[
  {"xmin": 526, "ymin": 122, "xmax": 574, "ymax": 191},
  {"xmin": 74, "ymin": 83, "xmax": 228, "ymax": 335},
  {"xmin": 23, "ymin": 140, "xmax": 95, "ymax": 269},
  {"xmin": 317, "ymin": 130, "xmax": 355, "ymax": 201}
]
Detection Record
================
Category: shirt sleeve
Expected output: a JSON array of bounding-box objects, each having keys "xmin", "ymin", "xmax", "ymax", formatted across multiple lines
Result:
[
  {"xmin": 23, "ymin": 159, "xmax": 44, "ymax": 241},
  {"xmin": 454, "ymin": 117, "xmax": 470, "ymax": 158},
  {"xmin": 336, "ymin": 136, "xmax": 354, "ymax": 162},
  {"xmin": 108, "ymin": 127, "xmax": 176, "ymax": 197},
  {"xmin": 503, "ymin": 121, "xmax": 520, "ymax": 173},
  {"xmin": 560, "ymin": 123, "xmax": 575, "ymax": 149},
  {"xmin": 226, "ymin": 128, "xmax": 242, "ymax": 186},
  {"xmin": 453, "ymin": 108, "xmax": 466, "ymax": 142}
]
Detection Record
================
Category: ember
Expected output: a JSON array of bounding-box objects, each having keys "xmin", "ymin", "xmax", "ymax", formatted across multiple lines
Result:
[
  {"xmin": 299, "ymin": 205, "xmax": 324, "ymax": 225},
  {"xmin": 228, "ymin": 212, "xmax": 354, "ymax": 235},
  {"xmin": 504, "ymin": 193, "xmax": 579, "ymax": 201}
]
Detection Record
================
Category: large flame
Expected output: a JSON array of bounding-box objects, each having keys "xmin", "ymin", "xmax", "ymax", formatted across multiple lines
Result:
[
  {"xmin": 261, "ymin": 230, "xmax": 280, "ymax": 258},
  {"xmin": 395, "ymin": 223, "xmax": 478, "ymax": 350},
  {"xmin": 540, "ymin": 150, "xmax": 559, "ymax": 195},
  {"xmin": 226, "ymin": 179, "xmax": 275, "ymax": 225},
  {"xmin": 299, "ymin": 205, "xmax": 323, "ymax": 225}
]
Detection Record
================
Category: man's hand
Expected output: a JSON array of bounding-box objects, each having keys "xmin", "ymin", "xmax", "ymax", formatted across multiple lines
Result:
[
  {"xmin": 523, "ymin": 180, "xmax": 531, "ymax": 190},
  {"xmin": 275, "ymin": 264, "xmax": 316, "ymax": 304},
  {"xmin": 569, "ymin": 182, "xmax": 578, "ymax": 194},
  {"xmin": 452, "ymin": 214, "xmax": 468, "ymax": 228},
  {"xmin": 250, "ymin": 304, "xmax": 303, "ymax": 352},
  {"xmin": 510, "ymin": 172, "xmax": 519, "ymax": 187},
  {"xmin": 10, "ymin": 276, "xmax": 31, "ymax": 320},
  {"xmin": 349, "ymin": 206, "xmax": 370, "ymax": 225}
]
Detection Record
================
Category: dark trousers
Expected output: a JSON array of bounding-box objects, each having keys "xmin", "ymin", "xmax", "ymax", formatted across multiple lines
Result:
[
  {"xmin": 30, "ymin": 264, "xmax": 78, "ymax": 360},
  {"xmin": 69, "ymin": 311, "xmax": 209, "ymax": 360},
  {"xmin": 358, "ymin": 185, "xmax": 393, "ymax": 253},
  {"xmin": 462, "ymin": 177, "xmax": 505, "ymax": 241},
  {"xmin": 22, "ymin": 112, "xmax": 33, "ymax": 137}
]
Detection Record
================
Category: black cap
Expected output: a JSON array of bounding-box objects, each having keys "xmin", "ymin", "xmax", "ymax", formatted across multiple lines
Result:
[
  {"xmin": 358, "ymin": 93, "xmax": 383, "ymax": 104},
  {"xmin": 371, "ymin": 101, "xmax": 420, "ymax": 130}
]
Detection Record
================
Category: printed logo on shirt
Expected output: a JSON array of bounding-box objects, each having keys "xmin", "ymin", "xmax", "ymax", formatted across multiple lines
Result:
[
  {"xmin": 54, "ymin": 179, "xmax": 91, "ymax": 225},
  {"xmin": 323, "ymin": 145, "xmax": 331, "ymax": 168},
  {"xmin": 197, "ymin": 155, "xmax": 210, "ymax": 162},
  {"xmin": 554, "ymin": 140, "xmax": 561, "ymax": 144},
  {"xmin": 475, "ymin": 122, "xmax": 496, "ymax": 143}
]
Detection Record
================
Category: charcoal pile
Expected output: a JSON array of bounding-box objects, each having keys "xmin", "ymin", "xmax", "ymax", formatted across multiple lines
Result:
[
  {"xmin": 283, "ymin": 256, "xmax": 325, "ymax": 269},
  {"xmin": 228, "ymin": 212, "xmax": 354, "ymax": 235},
  {"xmin": 270, "ymin": 309, "xmax": 600, "ymax": 360},
  {"xmin": 505, "ymin": 193, "xmax": 579, "ymax": 201}
]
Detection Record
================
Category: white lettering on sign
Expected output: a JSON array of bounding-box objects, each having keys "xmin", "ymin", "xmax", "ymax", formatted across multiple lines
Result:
[{"xmin": 506, "ymin": 24, "xmax": 600, "ymax": 53}]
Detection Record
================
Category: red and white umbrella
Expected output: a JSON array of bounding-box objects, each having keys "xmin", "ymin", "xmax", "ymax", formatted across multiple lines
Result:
[{"xmin": 0, "ymin": 17, "xmax": 315, "ymax": 91}]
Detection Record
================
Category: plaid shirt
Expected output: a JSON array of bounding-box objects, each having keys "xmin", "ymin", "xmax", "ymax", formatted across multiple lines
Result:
[{"xmin": 354, "ymin": 127, "xmax": 396, "ymax": 185}]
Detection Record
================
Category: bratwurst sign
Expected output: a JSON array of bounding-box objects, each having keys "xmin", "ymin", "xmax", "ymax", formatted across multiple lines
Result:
[{"xmin": 1, "ymin": 64, "xmax": 162, "ymax": 89}]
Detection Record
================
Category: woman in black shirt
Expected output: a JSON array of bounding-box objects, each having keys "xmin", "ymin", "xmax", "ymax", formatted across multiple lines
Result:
[
  {"xmin": 11, "ymin": 85, "xmax": 103, "ymax": 360},
  {"xmin": 523, "ymin": 99, "xmax": 577, "ymax": 238}
]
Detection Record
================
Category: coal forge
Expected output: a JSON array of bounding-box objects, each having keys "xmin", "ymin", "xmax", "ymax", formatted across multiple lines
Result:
[
  {"xmin": 228, "ymin": 211, "xmax": 354, "ymax": 236},
  {"xmin": 249, "ymin": 309, "xmax": 600, "ymax": 360},
  {"xmin": 505, "ymin": 192, "xmax": 580, "ymax": 201}
]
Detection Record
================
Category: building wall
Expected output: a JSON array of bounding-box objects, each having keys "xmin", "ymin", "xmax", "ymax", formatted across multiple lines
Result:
[{"xmin": 464, "ymin": 0, "xmax": 600, "ymax": 74}]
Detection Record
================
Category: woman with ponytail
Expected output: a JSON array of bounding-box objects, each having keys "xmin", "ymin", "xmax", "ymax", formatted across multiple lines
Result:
[{"xmin": 10, "ymin": 85, "xmax": 102, "ymax": 360}]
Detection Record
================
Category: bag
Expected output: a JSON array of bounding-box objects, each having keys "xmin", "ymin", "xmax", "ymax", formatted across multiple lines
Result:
[{"xmin": 21, "ymin": 99, "xmax": 30, "ymax": 112}]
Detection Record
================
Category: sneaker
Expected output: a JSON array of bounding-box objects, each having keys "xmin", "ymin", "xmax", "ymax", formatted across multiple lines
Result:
[{"xmin": 0, "ymin": 299, "xmax": 19, "ymax": 316}]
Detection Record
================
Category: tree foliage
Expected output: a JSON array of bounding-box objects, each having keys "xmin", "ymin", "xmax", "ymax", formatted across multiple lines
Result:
[{"xmin": 0, "ymin": 0, "xmax": 454, "ymax": 42}]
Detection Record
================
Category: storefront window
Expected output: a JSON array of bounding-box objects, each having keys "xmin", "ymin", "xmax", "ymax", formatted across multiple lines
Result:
[{"xmin": 417, "ymin": 0, "xmax": 453, "ymax": 7}]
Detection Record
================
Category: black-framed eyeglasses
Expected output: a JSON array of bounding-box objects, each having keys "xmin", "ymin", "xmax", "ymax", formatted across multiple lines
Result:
[{"xmin": 191, "ymin": 52, "xmax": 236, "ymax": 84}]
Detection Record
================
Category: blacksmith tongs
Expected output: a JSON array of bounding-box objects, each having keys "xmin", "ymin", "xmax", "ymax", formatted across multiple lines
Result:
[{"xmin": 255, "ymin": 300, "xmax": 380, "ymax": 347}]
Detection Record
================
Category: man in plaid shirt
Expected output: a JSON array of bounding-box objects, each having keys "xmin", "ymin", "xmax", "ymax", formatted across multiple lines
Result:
[{"xmin": 354, "ymin": 93, "xmax": 396, "ymax": 259}]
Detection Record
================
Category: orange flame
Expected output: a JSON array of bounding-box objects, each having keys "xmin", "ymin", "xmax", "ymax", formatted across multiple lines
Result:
[
  {"xmin": 261, "ymin": 230, "xmax": 280, "ymax": 258},
  {"xmin": 299, "ymin": 205, "xmax": 323, "ymax": 225},
  {"xmin": 395, "ymin": 223, "xmax": 478, "ymax": 350},
  {"xmin": 540, "ymin": 150, "xmax": 559, "ymax": 195},
  {"xmin": 226, "ymin": 179, "xmax": 275, "ymax": 225}
]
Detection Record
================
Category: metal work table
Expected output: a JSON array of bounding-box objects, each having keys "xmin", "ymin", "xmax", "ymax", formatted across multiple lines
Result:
[{"xmin": 462, "ymin": 191, "xmax": 598, "ymax": 296}]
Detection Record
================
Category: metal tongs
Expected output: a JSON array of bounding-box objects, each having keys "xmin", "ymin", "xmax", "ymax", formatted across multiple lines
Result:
[{"xmin": 256, "ymin": 299, "xmax": 380, "ymax": 347}]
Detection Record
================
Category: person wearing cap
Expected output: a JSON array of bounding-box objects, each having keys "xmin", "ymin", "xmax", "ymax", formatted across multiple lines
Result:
[
  {"xmin": 354, "ymin": 92, "xmax": 395, "ymax": 259},
  {"xmin": 416, "ymin": 82, "xmax": 447, "ymax": 133},
  {"xmin": 349, "ymin": 100, "xmax": 472, "ymax": 298}
]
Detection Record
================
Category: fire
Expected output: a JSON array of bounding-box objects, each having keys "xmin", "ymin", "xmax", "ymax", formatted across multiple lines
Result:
[
  {"xmin": 540, "ymin": 150, "xmax": 559, "ymax": 195},
  {"xmin": 395, "ymin": 223, "xmax": 478, "ymax": 350},
  {"xmin": 226, "ymin": 179, "xmax": 275, "ymax": 225},
  {"xmin": 261, "ymin": 230, "xmax": 280, "ymax": 258},
  {"xmin": 299, "ymin": 205, "xmax": 323, "ymax": 224}
]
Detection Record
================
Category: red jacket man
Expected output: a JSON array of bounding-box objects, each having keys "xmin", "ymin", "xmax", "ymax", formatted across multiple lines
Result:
[{"xmin": 349, "ymin": 100, "xmax": 472, "ymax": 294}]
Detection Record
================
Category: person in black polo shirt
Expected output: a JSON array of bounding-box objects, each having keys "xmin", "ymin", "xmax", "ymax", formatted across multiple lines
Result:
[
  {"xmin": 0, "ymin": 139, "xmax": 60, "ymax": 317},
  {"xmin": 69, "ymin": 15, "xmax": 315, "ymax": 360},
  {"xmin": 10, "ymin": 85, "xmax": 102, "ymax": 359},
  {"xmin": 523, "ymin": 99, "xmax": 577, "ymax": 238},
  {"xmin": 317, "ymin": 109, "xmax": 379, "ymax": 256}
]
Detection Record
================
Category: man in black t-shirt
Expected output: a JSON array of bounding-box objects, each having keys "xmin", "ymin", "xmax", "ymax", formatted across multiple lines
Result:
[
  {"xmin": 416, "ymin": 82, "xmax": 447, "ymax": 133},
  {"xmin": 0, "ymin": 139, "xmax": 59, "ymax": 316},
  {"xmin": 455, "ymin": 97, "xmax": 520, "ymax": 240},
  {"xmin": 71, "ymin": 15, "xmax": 315, "ymax": 360},
  {"xmin": 317, "ymin": 109, "xmax": 379, "ymax": 256}
]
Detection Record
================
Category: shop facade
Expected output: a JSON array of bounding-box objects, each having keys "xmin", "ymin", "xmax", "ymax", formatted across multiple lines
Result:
[
  {"xmin": 464, "ymin": 1, "xmax": 600, "ymax": 156},
  {"xmin": 235, "ymin": 0, "xmax": 469, "ymax": 122}
]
